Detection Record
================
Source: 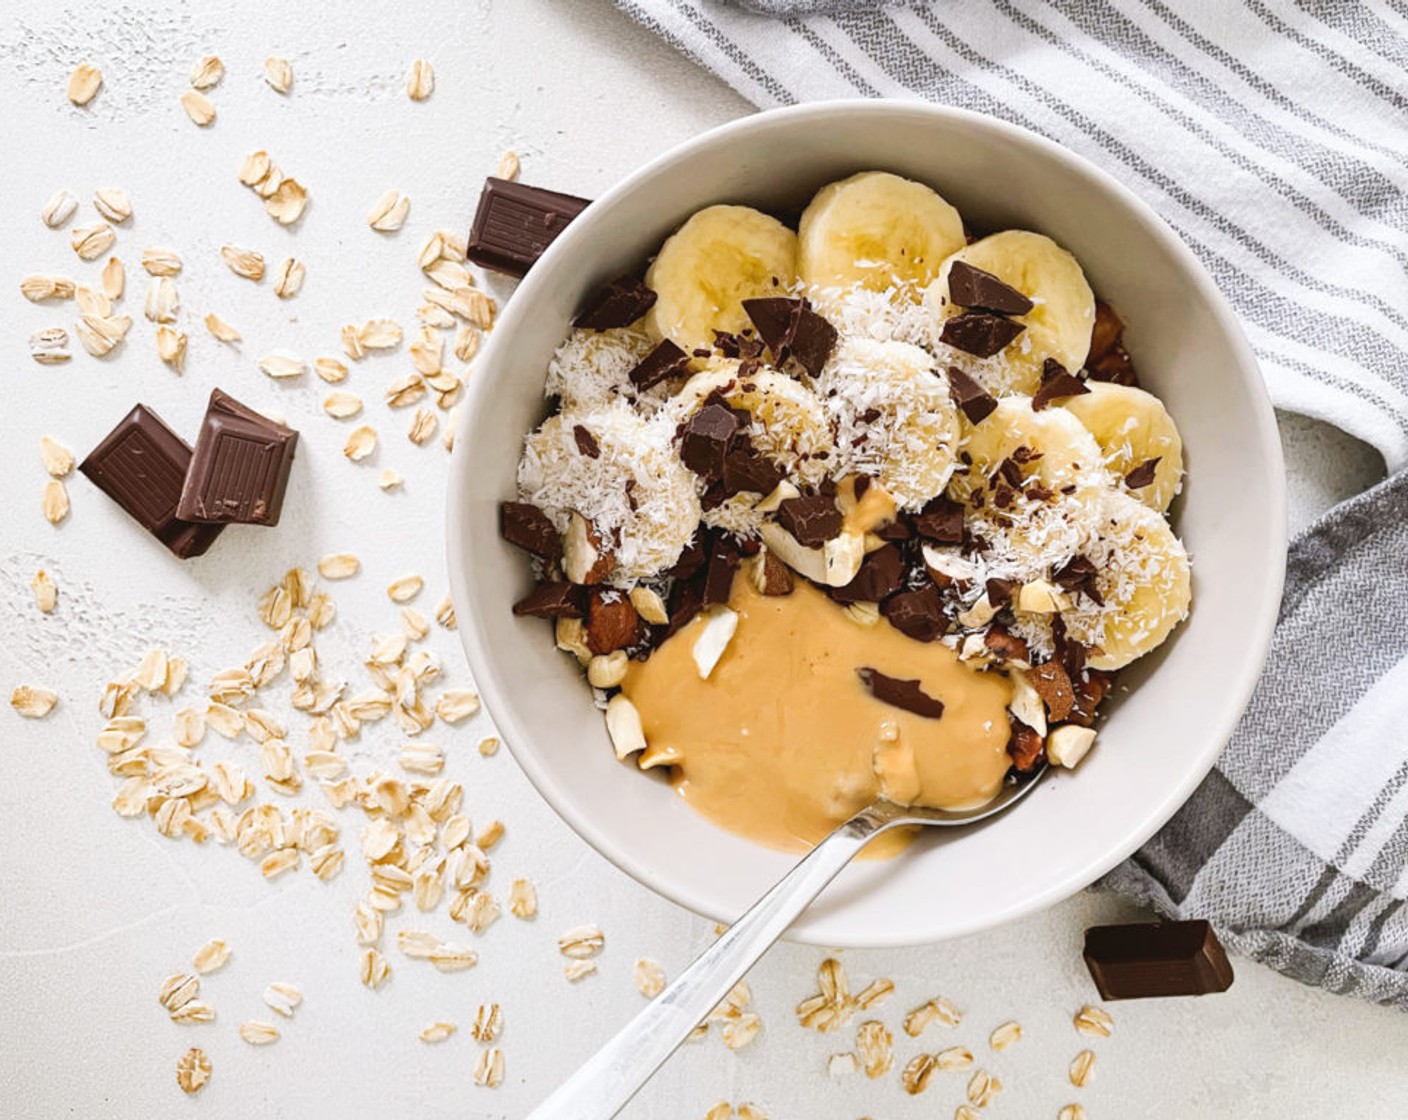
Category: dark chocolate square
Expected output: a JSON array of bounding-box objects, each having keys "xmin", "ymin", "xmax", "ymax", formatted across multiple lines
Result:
[{"xmin": 176, "ymin": 389, "xmax": 298, "ymax": 526}]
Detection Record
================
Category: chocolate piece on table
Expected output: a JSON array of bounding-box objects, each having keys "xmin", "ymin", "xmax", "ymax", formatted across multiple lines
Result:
[
  {"xmin": 776, "ymin": 494, "xmax": 841, "ymax": 547},
  {"xmin": 946, "ymin": 260, "xmax": 1034, "ymax": 316},
  {"xmin": 572, "ymin": 424, "xmax": 600, "ymax": 459},
  {"xmin": 945, "ymin": 365, "xmax": 998, "ymax": 425},
  {"xmin": 856, "ymin": 668, "xmax": 945, "ymax": 719},
  {"xmin": 1083, "ymin": 920, "xmax": 1234, "ymax": 1000},
  {"xmin": 1032, "ymin": 359, "xmax": 1091, "ymax": 410},
  {"xmin": 831, "ymin": 544, "xmax": 904, "ymax": 605},
  {"xmin": 512, "ymin": 581, "xmax": 585, "ymax": 619},
  {"xmin": 881, "ymin": 586, "xmax": 946, "ymax": 642},
  {"xmin": 574, "ymin": 275, "xmax": 657, "ymax": 331},
  {"xmin": 679, "ymin": 403, "xmax": 742, "ymax": 482},
  {"xmin": 79, "ymin": 404, "xmax": 224, "ymax": 559},
  {"xmin": 912, "ymin": 495, "xmax": 965, "ymax": 544},
  {"xmin": 1124, "ymin": 457, "xmax": 1161, "ymax": 490},
  {"xmin": 466, "ymin": 177, "xmax": 591, "ymax": 278},
  {"xmin": 499, "ymin": 501, "xmax": 561, "ymax": 560},
  {"xmin": 175, "ymin": 389, "xmax": 298, "ymax": 527},
  {"xmin": 741, "ymin": 296, "xmax": 838, "ymax": 378},
  {"xmin": 721, "ymin": 447, "xmax": 783, "ymax": 498},
  {"xmin": 628, "ymin": 339, "xmax": 690, "ymax": 391},
  {"xmin": 940, "ymin": 310, "xmax": 1025, "ymax": 358}
]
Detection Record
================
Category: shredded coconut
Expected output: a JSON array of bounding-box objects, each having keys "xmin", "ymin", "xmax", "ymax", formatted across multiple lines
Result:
[{"xmin": 543, "ymin": 327, "xmax": 662, "ymax": 414}]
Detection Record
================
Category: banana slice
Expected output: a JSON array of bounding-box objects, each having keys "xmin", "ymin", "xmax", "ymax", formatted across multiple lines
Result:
[
  {"xmin": 928, "ymin": 230, "xmax": 1095, "ymax": 395},
  {"xmin": 675, "ymin": 362, "xmax": 835, "ymax": 490},
  {"xmin": 1060, "ymin": 489, "xmax": 1191, "ymax": 670},
  {"xmin": 1060, "ymin": 382, "xmax": 1184, "ymax": 513},
  {"xmin": 815, "ymin": 338, "xmax": 960, "ymax": 510},
  {"xmin": 950, "ymin": 396, "xmax": 1108, "ymax": 501},
  {"xmin": 798, "ymin": 171, "xmax": 965, "ymax": 294},
  {"xmin": 645, "ymin": 205, "xmax": 798, "ymax": 351}
]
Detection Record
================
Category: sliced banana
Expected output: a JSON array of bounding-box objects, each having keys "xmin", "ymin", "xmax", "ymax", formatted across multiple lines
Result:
[
  {"xmin": 815, "ymin": 338, "xmax": 960, "ymax": 510},
  {"xmin": 928, "ymin": 230, "xmax": 1095, "ymax": 395},
  {"xmin": 798, "ymin": 171, "xmax": 965, "ymax": 294},
  {"xmin": 645, "ymin": 204, "xmax": 798, "ymax": 350},
  {"xmin": 675, "ymin": 362, "xmax": 835, "ymax": 490},
  {"xmin": 950, "ymin": 395, "xmax": 1107, "ymax": 501},
  {"xmin": 1060, "ymin": 489, "xmax": 1191, "ymax": 670},
  {"xmin": 1060, "ymin": 382, "xmax": 1184, "ymax": 513}
]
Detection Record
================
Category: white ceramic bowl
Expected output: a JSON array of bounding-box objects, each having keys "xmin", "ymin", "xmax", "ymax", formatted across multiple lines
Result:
[{"xmin": 446, "ymin": 100, "xmax": 1286, "ymax": 947}]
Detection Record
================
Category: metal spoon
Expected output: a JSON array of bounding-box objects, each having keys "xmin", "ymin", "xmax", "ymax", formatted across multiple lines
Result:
[{"xmin": 527, "ymin": 766, "xmax": 1048, "ymax": 1120}]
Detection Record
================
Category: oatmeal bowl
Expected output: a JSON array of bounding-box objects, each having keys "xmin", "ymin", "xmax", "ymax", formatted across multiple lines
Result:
[{"xmin": 446, "ymin": 100, "xmax": 1285, "ymax": 946}]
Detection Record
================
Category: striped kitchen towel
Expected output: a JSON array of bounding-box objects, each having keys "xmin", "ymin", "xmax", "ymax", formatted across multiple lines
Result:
[
  {"xmin": 614, "ymin": 0, "xmax": 1408, "ymax": 1006},
  {"xmin": 613, "ymin": 0, "xmax": 1408, "ymax": 472}
]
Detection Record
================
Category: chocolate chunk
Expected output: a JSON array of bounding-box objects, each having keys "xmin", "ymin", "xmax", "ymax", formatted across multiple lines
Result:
[
  {"xmin": 945, "ymin": 365, "xmax": 998, "ymax": 425},
  {"xmin": 1089, "ymin": 299, "xmax": 1125, "ymax": 363},
  {"xmin": 572, "ymin": 424, "xmax": 600, "ymax": 459},
  {"xmin": 586, "ymin": 590, "xmax": 641, "ymax": 655},
  {"xmin": 1083, "ymin": 920, "xmax": 1234, "ymax": 1000},
  {"xmin": 741, "ymin": 296, "xmax": 837, "ymax": 378},
  {"xmin": 755, "ymin": 549, "xmax": 794, "ymax": 596},
  {"xmin": 996, "ymin": 457, "xmax": 1024, "ymax": 489},
  {"xmin": 947, "ymin": 260, "xmax": 1035, "ymax": 316},
  {"xmin": 512, "ymin": 581, "xmax": 585, "ymax": 619},
  {"xmin": 679, "ymin": 403, "xmax": 742, "ymax": 482},
  {"xmin": 831, "ymin": 545, "xmax": 904, "ymax": 605},
  {"xmin": 912, "ymin": 495, "xmax": 965, "ymax": 544},
  {"xmin": 1032, "ymin": 359, "xmax": 1090, "ymax": 410},
  {"xmin": 574, "ymin": 275, "xmax": 657, "ymax": 331},
  {"xmin": 663, "ymin": 574, "xmax": 705, "ymax": 640},
  {"xmin": 881, "ymin": 587, "xmax": 946, "ymax": 642},
  {"xmin": 499, "ymin": 501, "xmax": 561, "ymax": 560},
  {"xmin": 1053, "ymin": 555, "xmax": 1104, "ymax": 606},
  {"xmin": 1028, "ymin": 660, "xmax": 1075, "ymax": 721},
  {"xmin": 984, "ymin": 626, "xmax": 1031, "ymax": 664},
  {"xmin": 1051, "ymin": 615, "xmax": 1087, "ymax": 680},
  {"xmin": 702, "ymin": 536, "xmax": 740, "ymax": 607},
  {"xmin": 466, "ymin": 177, "xmax": 591, "ymax": 278},
  {"xmin": 776, "ymin": 495, "xmax": 842, "ymax": 547},
  {"xmin": 174, "ymin": 389, "xmax": 298, "ymax": 527},
  {"xmin": 857, "ymin": 668, "xmax": 944, "ymax": 719},
  {"xmin": 1068, "ymin": 669, "xmax": 1115, "ymax": 727},
  {"xmin": 79, "ymin": 404, "xmax": 225, "ymax": 559},
  {"xmin": 721, "ymin": 448, "xmax": 783, "ymax": 498},
  {"xmin": 669, "ymin": 533, "xmax": 708, "ymax": 581},
  {"xmin": 628, "ymin": 339, "xmax": 690, "ymax": 391},
  {"xmin": 940, "ymin": 311, "xmax": 1024, "ymax": 358},
  {"xmin": 1006, "ymin": 718, "xmax": 1045, "ymax": 771},
  {"xmin": 1086, "ymin": 299, "xmax": 1137, "ymax": 384},
  {"xmin": 873, "ymin": 518, "xmax": 912, "ymax": 542},
  {"xmin": 1124, "ymin": 457, "xmax": 1161, "ymax": 490},
  {"xmin": 985, "ymin": 577, "xmax": 1016, "ymax": 610}
]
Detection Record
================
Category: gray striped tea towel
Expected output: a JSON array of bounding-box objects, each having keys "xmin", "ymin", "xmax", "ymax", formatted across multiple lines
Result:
[{"xmin": 614, "ymin": 0, "xmax": 1408, "ymax": 1005}]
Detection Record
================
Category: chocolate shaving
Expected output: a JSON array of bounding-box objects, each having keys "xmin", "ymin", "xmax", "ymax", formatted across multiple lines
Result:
[
  {"xmin": 945, "ymin": 365, "xmax": 998, "ymax": 425},
  {"xmin": 628, "ymin": 339, "xmax": 690, "ymax": 391},
  {"xmin": 947, "ymin": 260, "xmax": 1034, "ymax": 316},
  {"xmin": 911, "ymin": 495, "xmax": 965, "ymax": 544},
  {"xmin": 857, "ymin": 668, "xmax": 945, "ymax": 720},
  {"xmin": 881, "ymin": 587, "xmax": 946, "ymax": 643},
  {"xmin": 679, "ymin": 402, "xmax": 743, "ymax": 482},
  {"xmin": 1028, "ymin": 661, "xmax": 1075, "ymax": 722},
  {"xmin": 741, "ymin": 296, "xmax": 838, "ymax": 378},
  {"xmin": 1124, "ymin": 457, "xmax": 1161, "ymax": 490},
  {"xmin": 997, "ymin": 457, "xmax": 1024, "ymax": 488},
  {"xmin": 776, "ymin": 495, "xmax": 842, "ymax": 547},
  {"xmin": 1051, "ymin": 615, "xmax": 1088, "ymax": 680},
  {"xmin": 940, "ymin": 311, "xmax": 1024, "ymax": 358},
  {"xmin": 499, "ymin": 501, "xmax": 561, "ymax": 560},
  {"xmin": 1032, "ymin": 360, "xmax": 1090, "ymax": 410},
  {"xmin": 574, "ymin": 275, "xmax": 657, "ymax": 331},
  {"xmin": 572, "ymin": 424, "xmax": 600, "ymax": 458},
  {"xmin": 1053, "ymin": 554, "xmax": 1104, "ymax": 606},
  {"xmin": 830, "ymin": 544, "xmax": 905, "ymax": 605},
  {"xmin": 512, "ymin": 581, "xmax": 585, "ymax": 619},
  {"xmin": 1085, "ymin": 300, "xmax": 1137, "ymax": 385}
]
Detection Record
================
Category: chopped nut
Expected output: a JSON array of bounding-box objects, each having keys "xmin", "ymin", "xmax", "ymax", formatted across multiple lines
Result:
[
  {"xmin": 175, "ymin": 1047, "xmax": 211, "ymax": 1094},
  {"xmin": 204, "ymin": 313, "xmax": 240, "ymax": 342},
  {"xmin": 41, "ymin": 189, "xmax": 78, "ymax": 228},
  {"xmin": 190, "ymin": 55, "xmax": 224, "ymax": 89},
  {"xmin": 71, "ymin": 222, "xmax": 116, "ymax": 260},
  {"xmin": 989, "ymin": 1020, "xmax": 1022, "ymax": 1051},
  {"xmin": 604, "ymin": 694, "xmax": 646, "ymax": 759},
  {"xmin": 239, "ymin": 1020, "xmax": 280, "ymax": 1045},
  {"xmin": 192, "ymin": 939, "xmax": 231, "ymax": 974},
  {"xmin": 272, "ymin": 258, "xmax": 305, "ymax": 298},
  {"xmin": 1073, "ymin": 1004, "xmax": 1113, "ymax": 1038},
  {"xmin": 39, "ymin": 436, "xmax": 74, "ymax": 477},
  {"xmin": 263, "ymin": 56, "xmax": 293, "ymax": 93},
  {"xmin": 1048, "ymin": 725, "xmax": 1097, "ymax": 768},
  {"xmin": 67, "ymin": 62, "xmax": 103, "ymax": 106},
  {"xmin": 472, "ymin": 1047, "xmax": 504, "ymax": 1088},
  {"xmin": 406, "ymin": 59, "xmax": 434, "ymax": 101},
  {"xmin": 419, "ymin": 1022, "xmax": 456, "ymax": 1043},
  {"xmin": 1018, "ymin": 578, "xmax": 1071, "ymax": 613},
  {"xmin": 367, "ymin": 189, "xmax": 411, "ymax": 232},
  {"xmin": 221, "ymin": 244, "xmax": 265, "ymax": 281},
  {"xmin": 180, "ymin": 89, "xmax": 216, "ymax": 126}
]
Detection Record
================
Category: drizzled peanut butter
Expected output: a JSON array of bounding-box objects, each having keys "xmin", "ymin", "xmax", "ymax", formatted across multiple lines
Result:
[{"xmin": 620, "ymin": 574, "xmax": 1014, "ymax": 854}]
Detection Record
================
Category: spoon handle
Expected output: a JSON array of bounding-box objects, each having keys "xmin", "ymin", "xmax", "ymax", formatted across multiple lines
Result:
[{"xmin": 526, "ymin": 804, "xmax": 897, "ymax": 1120}]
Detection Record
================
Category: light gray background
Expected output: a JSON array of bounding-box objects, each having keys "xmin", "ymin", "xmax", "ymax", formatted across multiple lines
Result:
[{"xmin": 0, "ymin": 1, "xmax": 1395, "ymax": 1117}]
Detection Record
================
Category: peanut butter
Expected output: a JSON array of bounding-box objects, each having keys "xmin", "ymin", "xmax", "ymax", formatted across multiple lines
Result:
[{"xmin": 620, "ymin": 574, "xmax": 1014, "ymax": 854}]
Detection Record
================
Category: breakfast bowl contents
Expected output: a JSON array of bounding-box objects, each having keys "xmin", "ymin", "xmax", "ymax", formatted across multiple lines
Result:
[
  {"xmin": 498, "ymin": 171, "xmax": 1191, "ymax": 854},
  {"xmin": 447, "ymin": 101, "xmax": 1283, "ymax": 945}
]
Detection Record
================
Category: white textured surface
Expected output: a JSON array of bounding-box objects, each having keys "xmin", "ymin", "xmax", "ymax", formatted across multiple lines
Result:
[{"xmin": 0, "ymin": 1, "xmax": 1397, "ymax": 1117}]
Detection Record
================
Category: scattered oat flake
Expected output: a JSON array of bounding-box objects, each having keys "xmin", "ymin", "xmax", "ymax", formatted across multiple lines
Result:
[
  {"xmin": 990, "ymin": 1020, "xmax": 1022, "ymax": 1051},
  {"xmin": 317, "ymin": 553, "xmax": 360, "ymax": 579},
  {"xmin": 42, "ymin": 479, "xmax": 69, "ymax": 524},
  {"xmin": 828, "ymin": 1052, "xmax": 859, "ymax": 1079},
  {"xmin": 1059, "ymin": 1106, "xmax": 1088, "ymax": 1120},
  {"xmin": 1074, "ymin": 1004, "xmax": 1113, "ymax": 1038},
  {"xmin": 966, "ymin": 1069, "xmax": 1002, "ymax": 1107},
  {"xmin": 264, "ymin": 56, "xmax": 293, "ymax": 93},
  {"xmin": 263, "ymin": 982, "xmax": 302, "ymax": 1017},
  {"xmin": 855, "ymin": 978, "xmax": 894, "ymax": 1010},
  {"xmin": 359, "ymin": 319, "xmax": 403, "ymax": 349},
  {"xmin": 221, "ymin": 245, "xmax": 265, "ymax": 281},
  {"xmin": 260, "ymin": 848, "xmax": 299, "ymax": 878},
  {"xmin": 473, "ymin": 1047, "xmax": 504, "ymax": 1088},
  {"xmin": 419, "ymin": 1021, "xmax": 456, "ymax": 1043},
  {"xmin": 102, "ymin": 256, "xmax": 125, "ymax": 298},
  {"xmin": 31, "ymin": 570, "xmax": 58, "ymax": 613},
  {"xmin": 39, "ymin": 436, "xmax": 74, "ymax": 477},
  {"xmin": 260, "ymin": 351, "xmax": 305, "ymax": 379},
  {"xmin": 239, "ymin": 1020, "xmax": 280, "ymax": 1045},
  {"xmin": 265, "ymin": 179, "xmax": 308, "ymax": 225},
  {"xmin": 360, "ymin": 948, "xmax": 391, "ymax": 989},
  {"xmin": 936, "ymin": 1045, "xmax": 974, "ymax": 1071},
  {"xmin": 380, "ymin": 469, "xmax": 403, "ymax": 491},
  {"xmin": 367, "ymin": 189, "xmax": 411, "ymax": 232},
  {"xmin": 564, "ymin": 959, "xmax": 598, "ymax": 982},
  {"xmin": 407, "ymin": 408, "xmax": 437, "ymax": 445},
  {"xmin": 435, "ymin": 689, "xmax": 479, "ymax": 723},
  {"xmin": 190, "ymin": 55, "xmax": 224, "ymax": 88},
  {"xmin": 315, "ymin": 356, "xmax": 347, "ymax": 383},
  {"xmin": 1069, "ymin": 1048, "xmax": 1096, "ymax": 1088},
  {"xmin": 856, "ymin": 1020, "xmax": 893, "ymax": 1079},
  {"xmin": 71, "ymin": 222, "xmax": 116, "ymax": 261},
  {"xmin": 905, "ymin": 996, "xmax": 962, "ymax": 1036},
  {"xmin": 406, "ymin": 59, "xmax": 434, "ymax": 100},
  {"xmin": 704, "ymin": 1105, "xmax": 733, "ymax": 1120},
  {"xmin": 68, "ymin": 62, "xmax": 102, "ymax": 106},
  {"xmin": 93, "ymin": 188, "xmax": 131, "ymax": 223},
  {"xmin": 272, "ymin": 258, "xmax": 305, "ymax": 298},
  {"xmin": 159, "ymin": 973, "xmax": 200, "ymax": 1012},
  {"xmin": 955, "ymin": 1107, "xmax": 982, "ymax": 1120},
  {"xmin": 901, "ymin": 1052, "xmax": 937, "ymax": 1095},
  {"xmin": 170, "ymin": 1000, "xmax": 215, "ymax": 1024},
  {"xmin": 180, "ymin": 89, "xmax": 216, "ymax": 126},
  {"xmin": 21, "ymin": 275, "xmax": 73, "ymax": 302},
  {"xmin": 496, "ymin": 150, "xmax": 521, "ymax": 181},
  {"xmin": 175, "ymin": 1047, "xmax": 211, "ymax": 1094},
  {"xmin": 387, "ymin": 574, "xmax": 423, "ymax": 602},
  {"xmin": 736, "ymin": 1106, "xmax": 767, "ymax": 1120},
  {"xmin": 559, "ymin": 924, "xmax": 604, "ymax": 959},
  {"xmin": 41, "ymin": 189, "xmax": 78, "ymax": 228},
  {"xmin": 476, "ymin": 735, "xmax": 498, "ymax": 756},
  {"xmin": 192, "ymin": 939, "xmax": 231, "ymax": 974},
  {"xmin": 30, "ymin": 328, "xmax": 70, "ymax": 365},
  {"xmin": 631, "ymin": 958, "xmax": 665, "ymax": 999},
  {"xmin": 157, "ymin": 326, "xmax": 188, "ymax": 371},
  {"xmin": 471, "ymin": 1002, "xmax": 503, "ymax": 1042},
  {"xmin": 204, "ymin": 313, "xmax": 240, "ymax": 342}
]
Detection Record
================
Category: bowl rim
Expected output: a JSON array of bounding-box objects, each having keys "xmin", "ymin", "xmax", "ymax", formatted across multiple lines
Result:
[{"xmin": 446, "ymin": 98, "xmax": 1288, "ymax": 946}]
